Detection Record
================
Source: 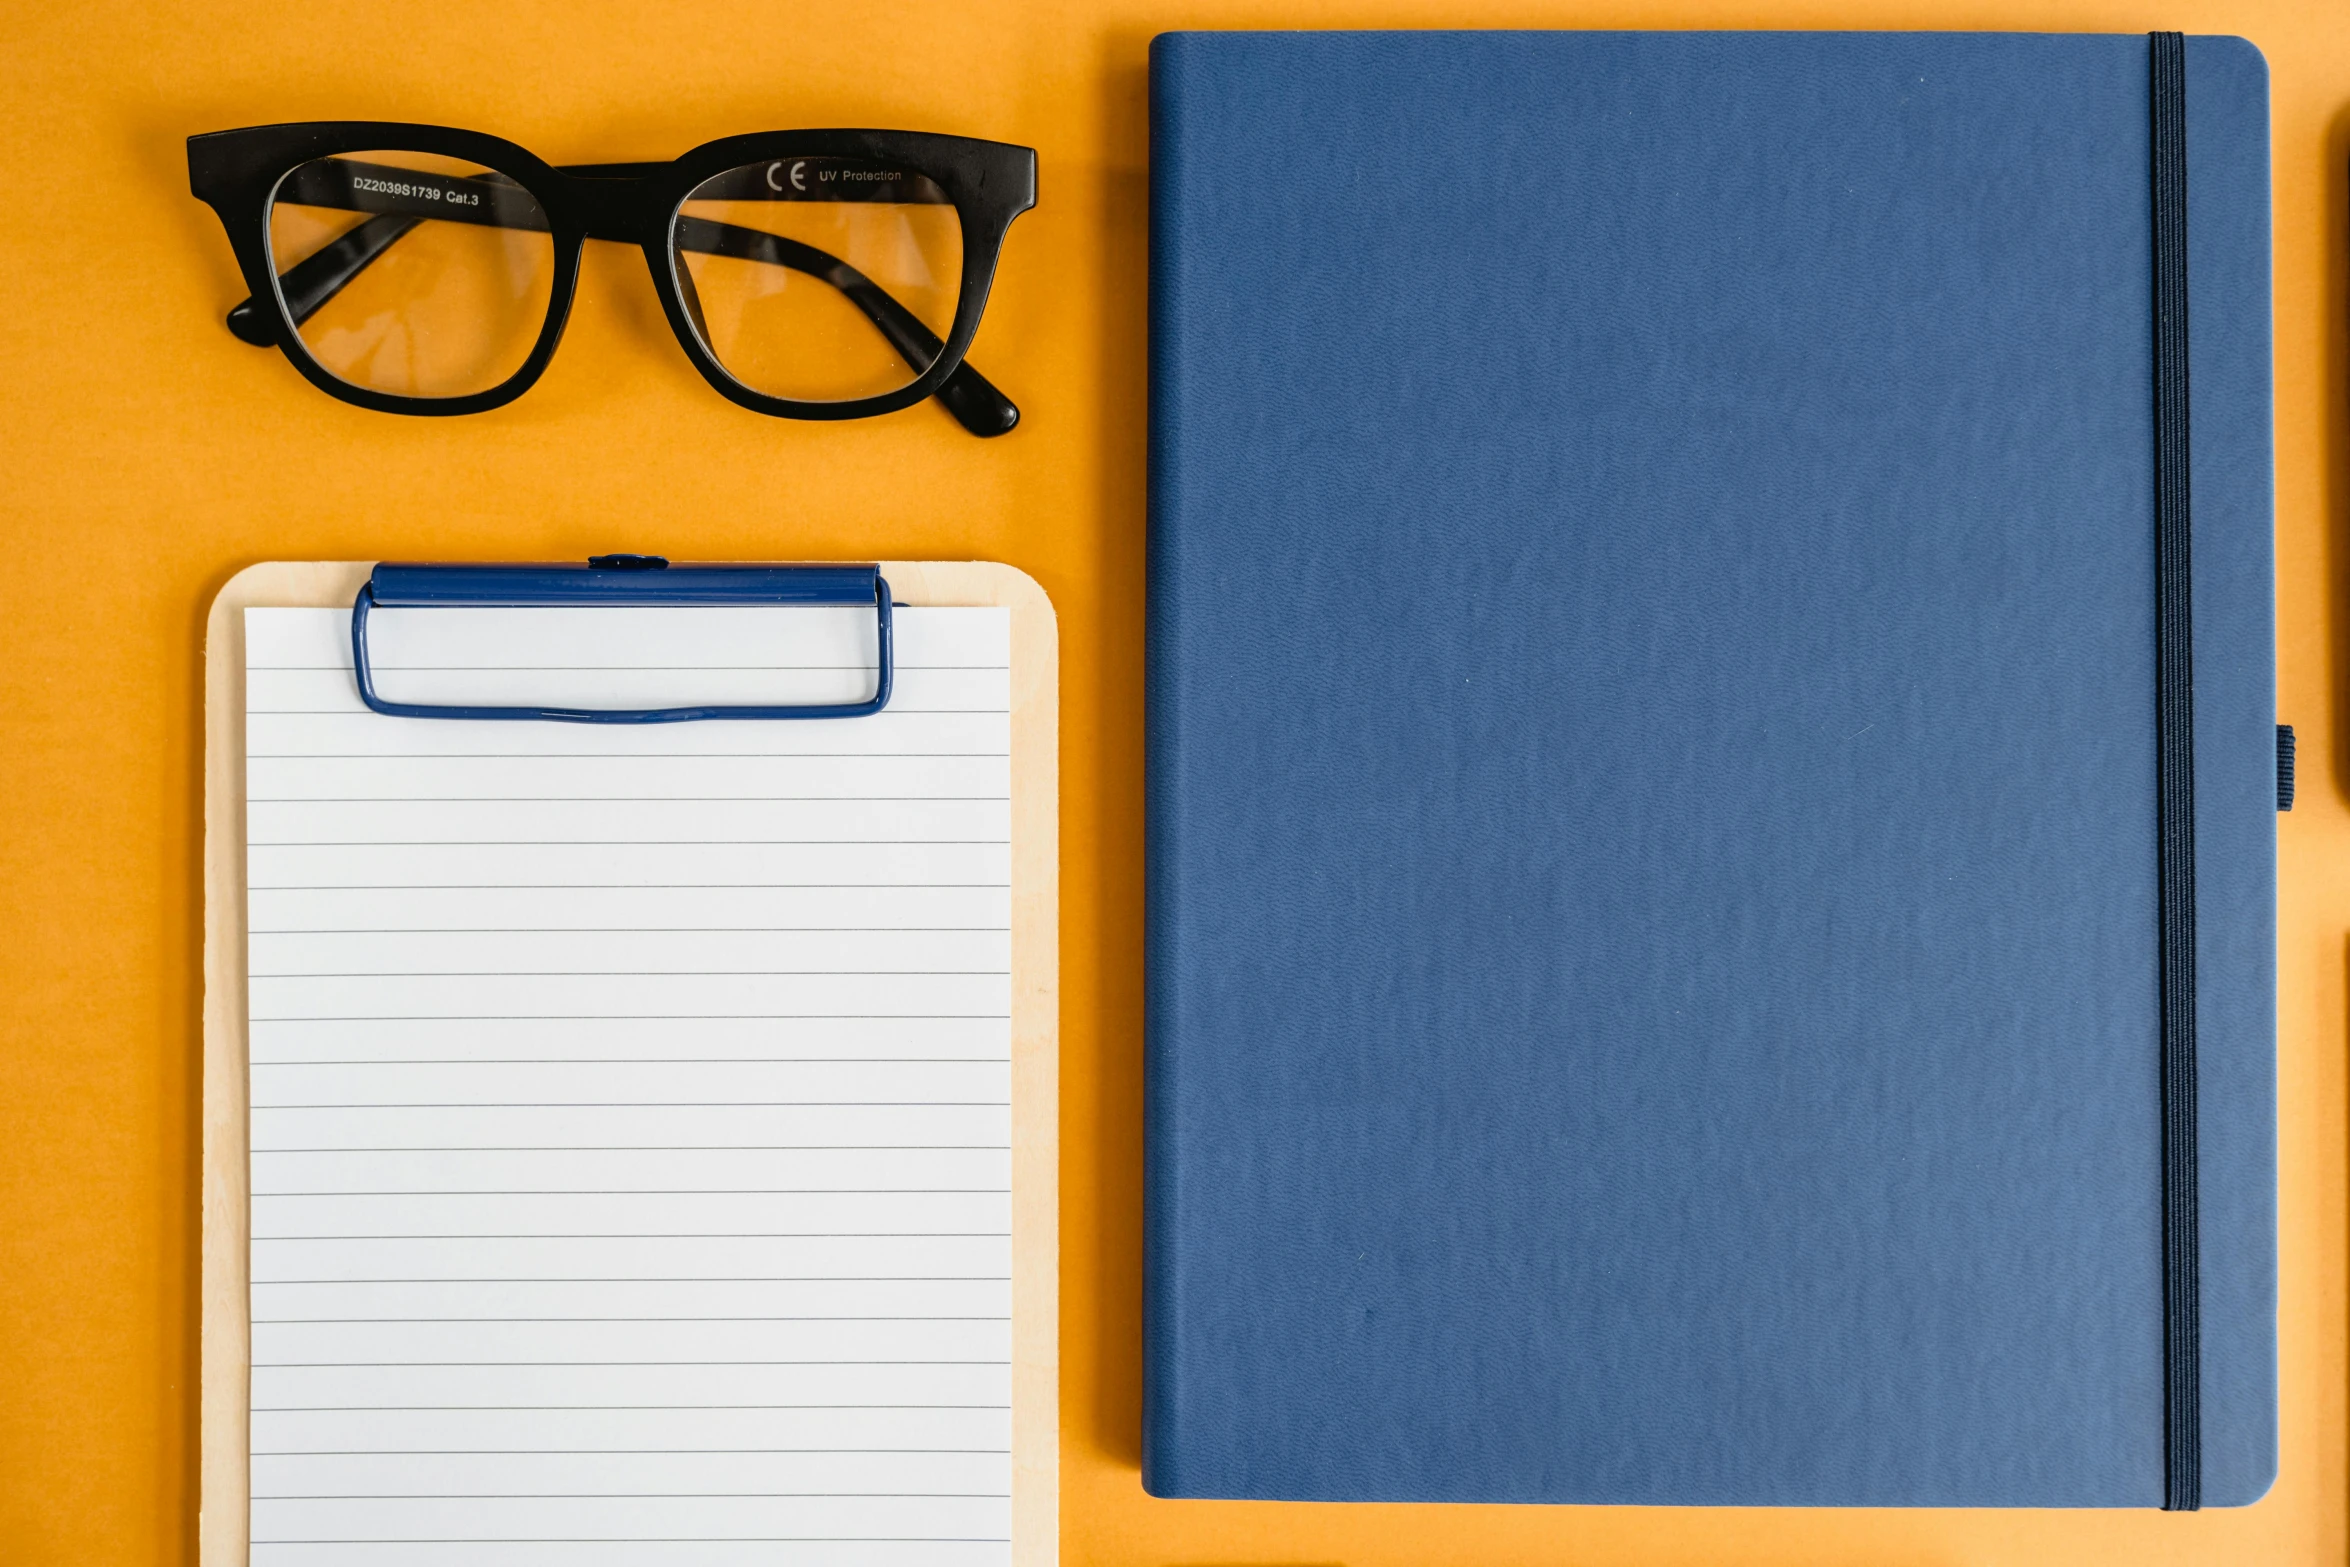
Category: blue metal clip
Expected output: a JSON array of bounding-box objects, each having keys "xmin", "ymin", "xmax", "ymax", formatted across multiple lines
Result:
[{"xmin": 350, "ymin": 558, "xmax": 894, "ymax": 722}]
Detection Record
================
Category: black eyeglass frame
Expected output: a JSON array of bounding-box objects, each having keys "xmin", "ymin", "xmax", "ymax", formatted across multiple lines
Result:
[{"xmin": 188, "ymin": 121, "xmax": 1036, "ymax": 430}]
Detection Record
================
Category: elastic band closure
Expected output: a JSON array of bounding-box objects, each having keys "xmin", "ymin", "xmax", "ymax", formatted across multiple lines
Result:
[{"xmin": 2149, "ymin": 28, "xmax": 2200, "ymax": 1514}]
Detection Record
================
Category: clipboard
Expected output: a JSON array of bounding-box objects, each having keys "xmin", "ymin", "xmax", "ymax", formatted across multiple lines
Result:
[{"xmin": 199, "ymin": 559, "xmax": 1058, "ymax": 1564}]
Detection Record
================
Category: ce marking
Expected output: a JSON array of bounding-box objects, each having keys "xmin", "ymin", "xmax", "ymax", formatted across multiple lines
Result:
[{"xmin": 765, "ymin": 160, "xmax": 808, "ymax": 193}]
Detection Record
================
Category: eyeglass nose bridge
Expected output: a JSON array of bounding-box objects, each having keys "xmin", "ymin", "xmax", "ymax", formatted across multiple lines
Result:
[{"xmin": 546, "ymin": 163, "xmax": 679, "ymax": 248}]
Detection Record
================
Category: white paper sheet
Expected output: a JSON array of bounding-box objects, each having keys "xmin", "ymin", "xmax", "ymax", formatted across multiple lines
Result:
[{"xmin": 245, "ymin": 603, "xmax": 1013, "ymax": 1565}]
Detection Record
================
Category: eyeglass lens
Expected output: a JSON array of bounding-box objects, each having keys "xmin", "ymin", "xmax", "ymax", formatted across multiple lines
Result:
[
  {"xmin": 267, "ymin": 151, "xmax": 555, "ymax": 400},
  {"xmin": 671, "ymin": 158, "xmax": 966, "ymax": 403}
]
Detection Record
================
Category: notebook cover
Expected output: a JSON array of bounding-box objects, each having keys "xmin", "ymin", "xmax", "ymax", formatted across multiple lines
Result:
[{"xmin": 1143, "ymin": 30, "xmax": 2275, "ymax": 1507}]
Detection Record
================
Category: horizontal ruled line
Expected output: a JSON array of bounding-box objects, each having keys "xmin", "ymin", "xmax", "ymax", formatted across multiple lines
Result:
[
  {"xmin": 252, "ymin": 798, "xmax": 1010, "ymax": 806},
  {"xmin": 252, "ymin": 1146, "xmax": 1009, "ymax": 1153},
  {"xmin": 254, "ymin": 1493, "xmax": 1010, "ymax": 1500},
  {"xmin": 250, "ymin": 836, "xmax": 1009, "ymax": 844},
  {"xmin": 256, "ymin": 1237, "xmax": 1007, "ymax": 1244},
  {"xmin": 253, "ymin": 1404, "xmax": 1009, "ymax": 1411},
  {"xmin": 253, "ymin": 1192, "xmax": 1009, "ymax": 1198},
  {"xmin": 252, "ymin": 1353, "xmax": 1005, "ymax": 1362},
  {"xmin": 251, "ymin": 1062, "xmax": 1005, "ymax": 1069},
  {"xmin": 247, "ymin": 753, "xmax": 1011, "ymax": 760},
  {"xmin": 250, "ymin": 1541, "xmax": 1009, "ymax": 1547},
  {"xmin": 248, "ymin": 886, "xmax": 1012, "ymax": 892},
  {"xmin": 251, "ymin": 1016, "xmax": 1012, "ymax": 1023},
  {"xmin": 256, "ymin": 1317, "xmax": 1005, "ymax": 1323},
  {"xmin": 249, "ymin": 975, "xmax": 1010, "ymax": 982},
  {"xmin": 255, "ymin": 1278, "xmax": 1009, "ymax": 1285},
  {"xmin": 251, "ymin": 1449, "xmax": 1010, "ymax": 1456},
  {"xmin": 255, "ymin": 1103, "xmax": 1007, "ymax": 1111},
  {"xmin": 248, "ymin": 930, "xmax": 1006, "ymax": 936}
]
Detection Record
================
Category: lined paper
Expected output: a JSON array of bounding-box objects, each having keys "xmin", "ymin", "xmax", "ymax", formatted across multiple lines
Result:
[{"xmin": 245, "ymin": 602, "xmax": 1013, "ymax": 1565}]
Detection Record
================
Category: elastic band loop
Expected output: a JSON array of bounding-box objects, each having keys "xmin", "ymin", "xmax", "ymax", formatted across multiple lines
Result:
[{"xmin": 2149, "ymin": 28, "xmax": 2200, "ymax": 1514}]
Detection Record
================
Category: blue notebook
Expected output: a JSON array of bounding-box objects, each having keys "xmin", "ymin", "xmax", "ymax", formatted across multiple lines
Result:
[{"xmin": 1144, "ymin": 31, "xmax": 2276, "ymax": 1508}]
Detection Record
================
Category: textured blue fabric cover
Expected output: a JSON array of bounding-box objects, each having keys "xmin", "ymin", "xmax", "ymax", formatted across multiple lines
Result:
[{"xmin": 1144, "ymin": 30, "xmax": 2275, "ymax": 1507}]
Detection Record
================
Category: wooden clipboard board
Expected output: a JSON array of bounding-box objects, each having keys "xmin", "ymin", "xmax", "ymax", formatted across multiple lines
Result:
[{"xmin": 199, "ymin": 560, "xmax": 1059, "ymax": 1564}]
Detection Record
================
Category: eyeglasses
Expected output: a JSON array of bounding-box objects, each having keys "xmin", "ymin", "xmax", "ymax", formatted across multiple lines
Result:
[{"xmin": 187, "ymin": 122, "xmax": 1036, "ymax": 435}]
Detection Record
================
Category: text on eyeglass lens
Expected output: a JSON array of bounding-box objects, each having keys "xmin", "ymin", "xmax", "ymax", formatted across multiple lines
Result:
[
  {"xmin": 352, "ymin": 174, "xmax": 482, "ymax": 207},
  {"xmin": 763, "ymin": 160, "xmax": 909, "ymax": 194}
]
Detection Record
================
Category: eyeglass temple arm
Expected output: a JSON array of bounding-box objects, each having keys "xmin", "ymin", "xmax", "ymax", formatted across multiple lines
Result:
[
  {"xmin": 226, "ymin": 186, "xmax": 1019, "ymax": 437},
  {"xmin": 226, "ymin": 213, "xmax": 418, "ymax": 345}
]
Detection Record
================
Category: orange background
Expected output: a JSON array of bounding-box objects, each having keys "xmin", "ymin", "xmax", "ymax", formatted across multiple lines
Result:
[{"xmin": 1, "ymin": 0, "xmax": 2345, "ymax": 1562}]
